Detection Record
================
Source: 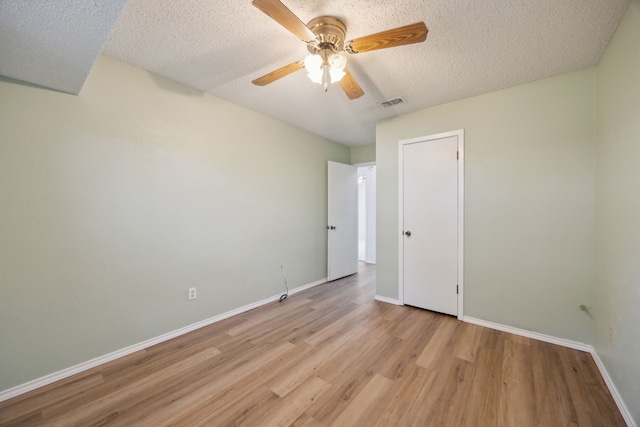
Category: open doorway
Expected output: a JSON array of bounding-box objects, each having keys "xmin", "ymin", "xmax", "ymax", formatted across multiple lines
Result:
[{"xmin": 357, "ymin": 164, "xmax": 376, "ymax": 264}]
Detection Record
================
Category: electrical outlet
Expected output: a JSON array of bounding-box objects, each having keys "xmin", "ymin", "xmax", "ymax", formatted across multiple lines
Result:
[
  {"xmin": 609, "ymin": 325, "xmax": 614, "ymax": 344},
  {"xmin": 188, "ymin": 287, "xmax": 197, "ymax": 301}
]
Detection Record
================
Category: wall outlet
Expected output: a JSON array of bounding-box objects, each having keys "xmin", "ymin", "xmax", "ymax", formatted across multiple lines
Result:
[
  {"xmin": 609, "ymin": 325, "xmax": 614, "ymax": 344},
  {"xmin": 188, "ymin": 287, "xmax": 197, "ymax": 301}
]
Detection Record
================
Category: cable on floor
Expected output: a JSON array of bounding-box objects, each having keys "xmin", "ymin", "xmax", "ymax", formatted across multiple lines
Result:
[{"xmin": 279, "ymin": 265, "xmax": 289, "ymax": 302}]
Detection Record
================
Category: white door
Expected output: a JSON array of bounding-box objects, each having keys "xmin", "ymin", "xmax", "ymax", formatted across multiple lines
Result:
[
  {"xmin": 327, "ymin": 161, "xmax": 358, "ymax": 281},
  {"xmin": 400, "ymin": 131, "xmax": 463, "ymax": 316}
]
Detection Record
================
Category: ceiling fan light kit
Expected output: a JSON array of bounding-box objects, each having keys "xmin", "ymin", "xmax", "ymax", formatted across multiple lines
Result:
[
  {"xmin": 304, "ymin": 52, "xmax": 347, "ymax": 91},
  {"xmin": 251, "ymin": 0, "xmax": 428, "ymax": 100}
]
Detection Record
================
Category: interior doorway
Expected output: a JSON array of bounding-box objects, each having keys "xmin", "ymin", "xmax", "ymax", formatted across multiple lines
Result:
[
  {"xmin": 357, "ymin": 164, "xmax": 376, "ymax": 264},
  {"xmin": 398, "ymin": 130, "xmax": 464, "ymax": 319}
]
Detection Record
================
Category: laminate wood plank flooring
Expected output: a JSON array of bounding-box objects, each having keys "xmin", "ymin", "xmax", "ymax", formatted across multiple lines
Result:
[{"xmin": 0, "ymin": 263, "xmax": 626, "ymax": 426}]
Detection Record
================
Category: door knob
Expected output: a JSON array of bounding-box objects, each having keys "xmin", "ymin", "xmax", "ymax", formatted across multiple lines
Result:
[
  {"xmin": 327, "ymin": 225, "xmax": 336, "ymax": 230},
  {"xmin": 331, "ymin": 226, "xmax": 336, "ymax": 230},
  {"xmin": 404, "ymin": 230, "xmax": 412, "ymax": 237}
]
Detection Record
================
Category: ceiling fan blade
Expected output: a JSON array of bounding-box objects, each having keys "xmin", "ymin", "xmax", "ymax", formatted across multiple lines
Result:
[
  {"xmin": 252, "ymin": 0, "xmax": 315, "ymax": 42},
  {"xmin": 252, "ymin": 61, "xmax": 304, "ymax": 86},
  {"xmin": 339, "ymin": 68, "xmax": 364, "ymax": 100},
  {"xmin": 345, "ymin": 22, "xmax": 428, "ymax": 54}
]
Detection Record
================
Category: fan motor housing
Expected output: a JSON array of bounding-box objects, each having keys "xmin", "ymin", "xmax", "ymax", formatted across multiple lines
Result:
[{"xmin": 306, "ymin": 16, "xmax": 346, "ymax": 53}]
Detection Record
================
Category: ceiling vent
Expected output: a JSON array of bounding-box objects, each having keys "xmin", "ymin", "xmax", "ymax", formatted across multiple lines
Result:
[{"xmin": 381, "ymin": 97, "xmax": 406, "ymax": 108}]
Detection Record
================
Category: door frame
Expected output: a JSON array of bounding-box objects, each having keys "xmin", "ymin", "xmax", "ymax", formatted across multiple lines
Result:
[
  {"xmin": 398, "ymin": 129, "xmax": 464, "ymax": 320},
  {"xmin": 354, "ymin": 161, "xmax": 376, "ymax": 264}
]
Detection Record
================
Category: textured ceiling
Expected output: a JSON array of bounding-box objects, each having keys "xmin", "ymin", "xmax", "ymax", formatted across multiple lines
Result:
[
  {"xmin": 1, "ymin": 0, "xmax": 631, "ymax": 146},
  {"xmin": 0, "ymin": 0, "xmax": 127, "ymax": 94}
]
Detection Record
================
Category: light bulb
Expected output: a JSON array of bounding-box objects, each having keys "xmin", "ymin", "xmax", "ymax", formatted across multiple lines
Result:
[
  {"xmin": 304, "ymin": 54, "xmax": 322, "ymax": 74},
  {"xmin": 329, "ymin": 68, "xmax": 345, "ymax": 82},
  {"xmin": 329, "ymin": 53, "xmax": 347, "ymax": 71},
  {"xmin": 307, "ymin": 70, "xmax": 323, "ymax": 84}
]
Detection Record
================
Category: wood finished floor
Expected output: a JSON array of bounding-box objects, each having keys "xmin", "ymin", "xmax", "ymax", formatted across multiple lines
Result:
[{"xmin": 0, "ymin": 264, "xmax": 625, "ymax": 426}]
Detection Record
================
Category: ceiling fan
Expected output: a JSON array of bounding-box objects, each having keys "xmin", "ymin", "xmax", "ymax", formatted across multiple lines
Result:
[{"xmin": 251, "ymin": 0, "xmax": 428, "ymax": 100}]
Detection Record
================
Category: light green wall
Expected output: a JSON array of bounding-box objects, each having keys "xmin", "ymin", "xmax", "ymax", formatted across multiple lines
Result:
[
  {"xmin": 0, "ymin": 55, "xmax": 349, "ymax": 391},
  {"xmin": 350, "ymin": 143, "xmax": 376, "ymax": 164},
  {"xmin": 595, "ymin": 0, "xmax": 640, "ymax": 423},
  {"xmin": 376, "ymin": 69, "xmax": 597, "ymax": 343}
]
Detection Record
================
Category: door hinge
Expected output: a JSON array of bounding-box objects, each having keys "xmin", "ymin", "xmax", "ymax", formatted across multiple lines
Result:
[
  {"xmin": 456, "ymin": 285, "xmax": 459, "ymax": 294},
  {"xmin": 456, "ymin": 151, "xmax": 459, "ymax": 160}
]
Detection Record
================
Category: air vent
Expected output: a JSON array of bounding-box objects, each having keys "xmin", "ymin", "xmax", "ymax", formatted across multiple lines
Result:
[{"xmin": 381, "ymin": 97, "xmax": 406, "ymax": 108}]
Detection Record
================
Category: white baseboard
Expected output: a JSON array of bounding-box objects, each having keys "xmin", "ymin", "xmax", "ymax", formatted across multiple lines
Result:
[
  {"xmin": 462, "ymin": 316, "xmax": 592, "ymax": 352},
  {"xmin": 374, "ymin": 295, "xmax": 402, "ymax": 305},
  {"xmin": 0, "ymin": 277, "xmax": 327, "ymax": 403},
  {"xmin": 589, "ymin": 349, "xmax": 636, "ymax": 427},
  {"xmin": 3, "ymin": 288, "xmax": 635, "ymax": 427},
  {"xmin": 464, "ymin": 316, "xmax": 635, "ymax": 426},
  {"xmin": 288, "ymin": 278, "xmax": 327, "ymax": 296}
]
